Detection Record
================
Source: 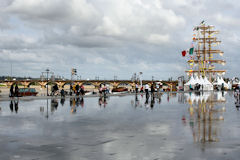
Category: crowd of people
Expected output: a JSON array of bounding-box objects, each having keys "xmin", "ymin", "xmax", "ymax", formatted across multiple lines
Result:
[
  {"xmin": 134, "ymin": 82, "xmax": 162, "ymax": 97},
  {"xmin": 51, "ymin": 83, "xmax": 85, "ymax": 97},
  {"xmin": 99, "ymin": 84, "xmax": 109, "ymax": 97}
]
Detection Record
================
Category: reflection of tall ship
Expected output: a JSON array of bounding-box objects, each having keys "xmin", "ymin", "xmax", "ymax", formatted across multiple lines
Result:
[
  {"xmin": 185, "ymin": 92, "xmax": 226, "ymax": 143},
  {"xmin": 183, "ymin": 21, "xmax": 229, "ymax": 90}
]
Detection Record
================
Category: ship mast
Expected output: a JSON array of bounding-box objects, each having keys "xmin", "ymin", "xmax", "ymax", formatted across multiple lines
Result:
[{"xmin": 186, "ymin": 23, "xmax": 226, "ymax": 81}]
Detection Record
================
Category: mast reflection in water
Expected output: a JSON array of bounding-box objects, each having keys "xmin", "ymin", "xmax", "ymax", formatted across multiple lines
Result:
[{"xmin": 184, "ymin": 91, "xmax": 226, "ymax": 143}]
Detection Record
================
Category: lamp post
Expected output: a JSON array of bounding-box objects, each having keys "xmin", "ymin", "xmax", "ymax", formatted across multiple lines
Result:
[
  {"xmin": 139, "ymin": 72, "xmax": 143, "ymax": 88},
  {"xmin": 46, "ymin": 69, "xmax": 49, "ymax": 96},
  {"xmin": 41, "ymin": 69, "xmax": 53, "ymax": 96}
]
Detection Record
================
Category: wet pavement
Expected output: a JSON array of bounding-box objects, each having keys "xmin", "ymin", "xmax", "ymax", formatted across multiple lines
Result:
[{"xmin": 0, "ymin": 92, "xmax": 240, "ymax": 160}]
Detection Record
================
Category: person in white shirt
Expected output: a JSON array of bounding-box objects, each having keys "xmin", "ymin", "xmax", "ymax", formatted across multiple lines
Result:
[
  {"xmin": 135, "ymin": 83, "xmax": 139, "ymax": 93},
  {"xmin": 145, "ymin": 84, "xmax": 149, "ymax": 97}
]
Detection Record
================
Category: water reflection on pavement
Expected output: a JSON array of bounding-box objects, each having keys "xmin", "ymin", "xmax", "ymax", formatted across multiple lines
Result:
[{"xmin": 0, "ymin": 92, "xmax": 239, "ymax": 160}]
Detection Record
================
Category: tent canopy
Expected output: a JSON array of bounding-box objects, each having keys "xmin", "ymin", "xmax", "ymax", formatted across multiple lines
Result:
[
  {"xmin": 213, "ymin": 77, "xmax": 229, "ymax": 88},
  {"xmin": 185, "ymin": 75, "xmax": 196, "ymax": 86},
  {"xmin": 184, "ymin": 75, "xmax": 213, "ymax": 91}
]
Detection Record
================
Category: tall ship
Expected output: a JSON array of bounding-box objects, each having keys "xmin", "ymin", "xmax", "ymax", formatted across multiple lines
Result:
[
  {"xmin": 183, "ymin": 21, "xmax": 226, "ymax": 81},
  {"xmin": 182, "ymin": 21, "xmax": 228, "ymax": 90}
]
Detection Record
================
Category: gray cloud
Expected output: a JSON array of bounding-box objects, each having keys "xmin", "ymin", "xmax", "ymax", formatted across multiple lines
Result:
[{"xmin": 0, "ymin": 0, "xmax": 239, "ymax": 79}]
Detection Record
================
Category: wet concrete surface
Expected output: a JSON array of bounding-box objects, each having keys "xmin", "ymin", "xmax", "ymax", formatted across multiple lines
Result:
[{"xmin": 0, "ymin": 92, "xmax": 240, "ymax": 160}]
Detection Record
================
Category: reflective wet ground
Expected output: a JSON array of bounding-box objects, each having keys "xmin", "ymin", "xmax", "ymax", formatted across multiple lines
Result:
[{"xmin": 0, "ymin": 92, "xmax": 240, "ymax": 160}]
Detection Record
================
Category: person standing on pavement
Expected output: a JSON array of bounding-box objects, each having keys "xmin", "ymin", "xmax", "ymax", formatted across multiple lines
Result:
[
  {"xmin": 15, "ymin": 84, "xmax": 19, "ymax": 97},
  {"xmin": 150, "ymin": 83, "xmax": 155, "ymax": 97},
  {"xmin": 10, "ymin": 84, "xmax": 14, "ymax": 97},
  {"xmin": 145, "ymin": 84, "xmax": 150, "ymax": 98},
  {"xmin": 135, "ymin": 83, "xmax": 139, "ymax": 93}
]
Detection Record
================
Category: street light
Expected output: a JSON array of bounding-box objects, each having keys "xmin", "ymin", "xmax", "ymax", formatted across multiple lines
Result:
[
  {"xmin": 41, "ymin": 69, "xmax": 54, "ymax": 96},
  {"xmin": 139, "ymin": 72, "xmax": 143, "ymax": 88},
  {"xmin": 46, "ymin": 69, "xmax": 49, "ymax": 96}
]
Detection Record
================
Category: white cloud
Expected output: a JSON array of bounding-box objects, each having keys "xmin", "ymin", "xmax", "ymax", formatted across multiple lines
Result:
[
  {"xmin": 147, "ymin": 34, "xmax": 170, "ymax": 44},
  {"xmin": 0, "ymin": 0, "xmax": 239, "ymax": 79},
  {"xmin": 215, "ymin": 13, "xmax": 240, "ymax": 27},
  {"xmin": 86, "ymin": 57, "xmax": 105, "ymax": 65},
  {"xmin": 94, "ymin": 16, "xmax": 123, "ymax": 36}
]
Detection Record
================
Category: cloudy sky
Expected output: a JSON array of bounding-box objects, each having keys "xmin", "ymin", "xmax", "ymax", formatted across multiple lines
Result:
[{"xmin": 0, "ymin": 0, "xmax": 239, "ymax": 80}]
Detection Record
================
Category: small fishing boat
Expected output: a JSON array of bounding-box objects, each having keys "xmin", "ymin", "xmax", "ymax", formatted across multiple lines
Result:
[{"xmin": 18, "ymin": 88, "xmax": 38, "ymax": 96}]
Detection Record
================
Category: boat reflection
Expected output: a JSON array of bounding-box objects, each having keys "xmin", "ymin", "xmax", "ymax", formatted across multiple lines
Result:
[{"xmin": 184, "ymin": 91, "xmax": 226, "ymax": 143}]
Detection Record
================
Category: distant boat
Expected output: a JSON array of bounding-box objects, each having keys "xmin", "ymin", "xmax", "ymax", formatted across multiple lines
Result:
[
  {"xmin": 112, "ymin": 87, "xmax": 128, "ymax": 92},
  {"xmin": 18, "ymin": 88, "xmax": 38, "ymax": 96}
]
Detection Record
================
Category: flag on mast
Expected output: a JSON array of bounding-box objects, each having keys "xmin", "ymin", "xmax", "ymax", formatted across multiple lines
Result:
[
  {"xmin": 182, "ymin": 50, "xmax": 186, "ymax": 57},
  {"xmin": 189, "ymin": 47, "xmax": 194, "ymax": 55}
]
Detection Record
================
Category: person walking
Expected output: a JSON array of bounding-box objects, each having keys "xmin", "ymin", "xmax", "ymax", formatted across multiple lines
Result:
[
  {"xmin": 140, "ymin": 86, "xmax": 144, "ymax": 93},
  {"xmin": 99, "ymin": 84, "xmax": 103, "ymax": 96},
  {"xmin": 70, "ymin": 84, "xmax": 73, "ymax": 96},
  {"xmin": 150, "ymin": 83, "xmax": 155, "ymax": 97},
  {"xmin": 80, "ymin": 85, "xmax": 85, "ymax": 96},
  {"xmin": 15, "ymin": 84, "xmax": 19, "ymax": 97},
  {"xmin": 10, "ymin": 84, "xmax": 14, "ymax": 97},
  {"xmin": 75, "ymin": 84, "xmax": 80, "ymax": 96},
  {"xmin": 61, "ymin": 88, "xmax": 65, "ymax": 97},
  {"xmin": 145, "ymin": 84, "xmax": 150, "ymax": 98},
  {"xmin": 156, "ymin": 83, "xmax": 160, "ymax": 97},
  {"xmin": 135, "ymin": 83, "xmax": 139, "ymax": 93},
  {"xmin": 52, "ymin": 84, "xmax": 59, "ymax": 96}
]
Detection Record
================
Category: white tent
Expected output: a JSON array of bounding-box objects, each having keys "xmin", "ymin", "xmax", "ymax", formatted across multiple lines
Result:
[
  {"xmin": 199, "ymin": 76, "xmax": 205, "ymax": 85},
  {"xmin": 195, "ymin": 76, "xmax": 200, "ymax": 84},
  {"xmin": 203, "ymin": 77, "xmax": 213, "ymax": 90},
  {"xmin": 228, "ymin": 81, "xmax": 232, "ymax": 89},
  {"xmin": 184, "ymin": 75, "xmax": 196, "ymax": 90},
  {"xmin": 213, "ymin": 77, "xmax": 229, "ymax": 89},
  {"xmin": 185, "ymin": 75, "xmax": 196, "ymax": 85},
  {"xmin": 220, "ymin": 77, "xmax": 229, "ymax": 89},
  {"xmin": 184, "ymin": 75, "xmax": 213, "ymax": 91},
  {"xmin": 232, "ymin": 77, "xmax": 240, "ymax": 85}
]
